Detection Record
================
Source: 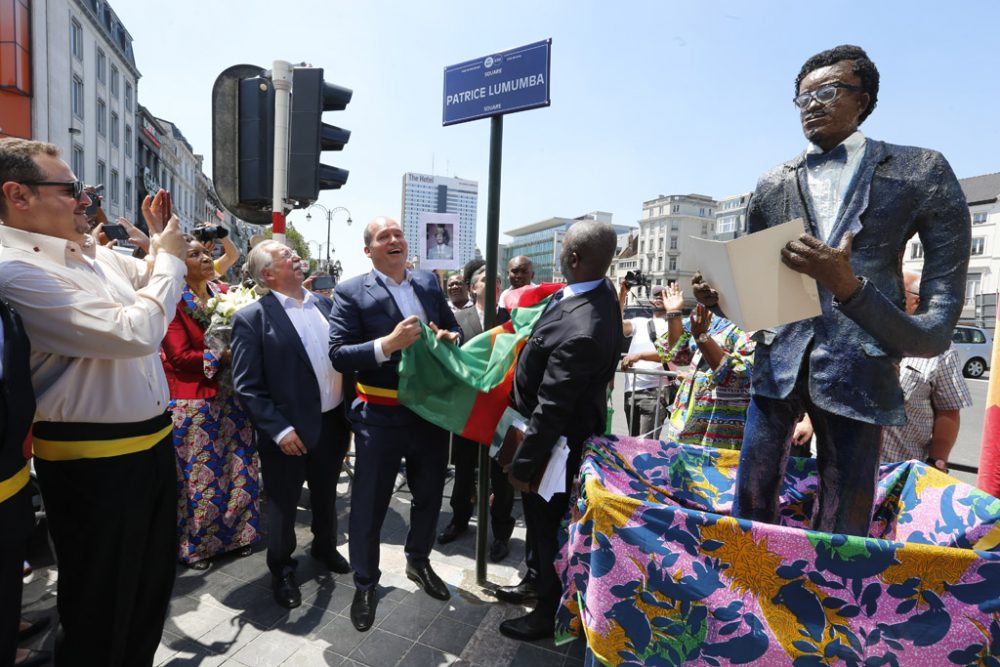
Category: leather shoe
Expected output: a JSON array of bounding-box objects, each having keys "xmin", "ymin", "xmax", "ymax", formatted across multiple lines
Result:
[
  {"xmin": 499, "ymin": 609, "xmax": 555, "ymax": 641},
  {"xmin": 489, "ymin": 539, "xmax": 510, "ymax": 563},
  {"xmin": 311, "ymin": 547, "xmax": 352, "ymax": 574},
  {"xmin": 350, "ymin": 587, "xmax": 377, "ymax": 632},
  {"xmin": 271, "ymin": 573, "xmax": 301, "ymax": 609},
  {"xmin": 18, "ymin": 616, "xmax": 50, "ymax": 641},
  {"xmin": 405, "ymin": 562, "xmax": 451, "ymax": 600},
  {"xmin": 436, "ymin": 522, "xmax": 468, "ymax": 545},
  {"xmin": 14, "ymin": 648, "xmax": 52, "ymax": 667},
  {"xmin": 494, "ymin": 576, "xmax": 538, "ymax": 604}
]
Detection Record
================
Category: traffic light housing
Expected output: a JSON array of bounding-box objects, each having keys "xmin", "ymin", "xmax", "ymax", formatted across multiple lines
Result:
[{"xmin": 287, "ymin": 67, "xmax": 352, "ymax": 207}]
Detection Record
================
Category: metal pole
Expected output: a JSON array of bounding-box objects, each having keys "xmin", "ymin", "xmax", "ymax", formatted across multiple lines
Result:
[
  {"xmin": 271, "ymin": 60, "xmax": 292, "ymax": 245},
  {"xmin": 476, "ymin": 115, "xmax": 503, "ymax": 586},
  {"xmin": 326, "ymin": 210, "xmax": 332, "ymax": 270}
]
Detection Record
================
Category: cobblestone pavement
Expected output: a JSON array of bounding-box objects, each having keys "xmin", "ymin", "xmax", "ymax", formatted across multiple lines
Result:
[{"xmin": 20, "ymin": 466, "xmax": 588, "ymax": 667}]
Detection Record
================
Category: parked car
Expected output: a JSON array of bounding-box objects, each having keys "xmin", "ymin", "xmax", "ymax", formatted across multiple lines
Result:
[{"xmin": 952, "ymin": 325, "xmax": 992, "ymax": 378}]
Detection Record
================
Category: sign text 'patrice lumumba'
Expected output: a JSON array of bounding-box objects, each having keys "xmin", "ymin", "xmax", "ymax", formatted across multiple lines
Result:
[{"xmin": 442, "ymin": 39, "xmax": 551, "ymax": 126}]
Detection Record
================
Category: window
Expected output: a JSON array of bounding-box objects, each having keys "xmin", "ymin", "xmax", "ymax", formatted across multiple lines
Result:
[
  {"xmin": 71, "ymin": 76, "xmax": 84, "ymax": 119},
  {"xmin": 110, "ymin": 169, "xmax": 119, "ymax": 204},
  {"xmin": 965, "ymin": 274, "xmax": 981, "ymax": 306},
  {"xmin": 668, "ymin": 257, "xmax": 677, "ymax": 271},
  {"xmin": 96, "ymin": 98, "xmax": 106, "ymax": 135},
  {"xmin": 97, "ymin": 160, "xmax": 106, "ymax": 188},
  {"xmin": 640, "ymin": 240, "xmax": 645, "ymax": 253},
  {"xmin": 657, "ymin": 256, "xmax": 662, "ymax": 271},
  {"xmin": 125, "ymin": 178, "xmax": 132, "ymax": 211},
  {"xmin": 671, "ymin": 204, "xmax": 680, "ymax": 213},
  {"xmin": 72, "ymin": 144, "xmax": 84, "ymax": 180},
  {"xmin": 71, "ymin": 19, "xmax": 83, "ymax": 60},
  {"xmin": 670, "ymin": 237, "xmax": 678, "ymax": 250},
  {"xmin": 701, "ymin": 223, "xmax": 709, "ymax": 236},
  {"xmin": 971, "ymin": 237, "xmax": 985, "ymax": 255},
  {"xmin": 125, "ymin": 83, "xmax": 133, "ymax": 111},
  {"xmin": 911, "ymin": 242, "xmax": 923, "ymax": 259},
  {"xmin": 973, "ymin": 212, "xmax": 988, "ymax": 225},
  {"xmin": 96, "ymin": 48, "xmax": 106, "ymax": 82},
  {"xmin": 110, "ymin": 112, "xmax": 119, "ymax": 146},
  {"xmin": 111, "ymin": 65, "xmax": 119, "ymax": 98},
  {"xmin": 718, "ymin": 215, "xmax": 737, "ymax": 233},
  {"xmin": 125, "ymin": 125, "xmax": 132, "ymax": 157}
]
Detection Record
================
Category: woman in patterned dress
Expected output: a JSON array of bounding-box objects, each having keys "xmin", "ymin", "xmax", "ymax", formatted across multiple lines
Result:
[
  {"xmin": 160, "ymin": 237, "xmax": 260, "ymax": 568},
  {"xmin": 653, "ymin": 282, "xmax": 755, "ymax": 450}
]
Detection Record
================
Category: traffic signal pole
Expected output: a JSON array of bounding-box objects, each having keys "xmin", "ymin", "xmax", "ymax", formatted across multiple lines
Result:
[{"xmin": 271, "ymin": 60, "xmax": 292, "ymax": 244}]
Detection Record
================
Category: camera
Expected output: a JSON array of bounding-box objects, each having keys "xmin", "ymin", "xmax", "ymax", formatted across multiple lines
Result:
[
  {"xmin": 624, "ymin": 270, "xmax": 650, "ymax": 289},
  {"xmin": 193, "ymin": 223, "xmax": 228, "ymax": 243},
  {"xmin": 84, "ymin": 184, "xmax": 104, "ymax": 223}
]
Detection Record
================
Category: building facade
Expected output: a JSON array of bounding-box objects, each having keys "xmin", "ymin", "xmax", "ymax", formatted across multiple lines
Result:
[
  {"xmin": 502, "ymin": 211, "xmax": 631, "ymax": 284},
  {"xmin": 153, "ymin": 117, "xmax": 202, "ymax": 234},
  {"xmin": 903, "ymin": 172, "xmax": 1000, "ymax": 328},
  {"xmin": 630, "ymin": 193, "xmax": 717, "ymax": 296},
  {"xmin": 400, "ymin": 172, "xmax": 478, "ymax": 268},
  {"xmin": 714, "ymin": 192, "xmax": 751, "ymax": 241},
  {"xmin": 29, "ymin": 0, "xmax": 139, "ymax": 222}
]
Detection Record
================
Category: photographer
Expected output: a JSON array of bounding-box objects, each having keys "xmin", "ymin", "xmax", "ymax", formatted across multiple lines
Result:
[
  {"xmin": 618, "ymin": 276, "xmax": 674, "ymax": 439},
  {"xmin": 193, "ymin": 222, "xmax": 241, "ymax": 279}
]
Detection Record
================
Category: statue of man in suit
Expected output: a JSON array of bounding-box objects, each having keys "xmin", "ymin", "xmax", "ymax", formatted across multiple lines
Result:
[
  {"xmin": 722, "ymin": 44, "xmax": 970, "ymax": 535},
  {"xmin": 328, "ymin": 217, "xmax": 462, "ymax": 632}
]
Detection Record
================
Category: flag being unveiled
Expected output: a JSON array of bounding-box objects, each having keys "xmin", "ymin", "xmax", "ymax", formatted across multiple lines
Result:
[{"xmin": 398, "ymin": 283, "xmax": 563, "ymax": 444}]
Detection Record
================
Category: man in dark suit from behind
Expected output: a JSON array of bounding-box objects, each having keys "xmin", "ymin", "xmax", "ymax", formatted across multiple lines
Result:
[
  {"xmin": 498, "ymin": 219, "xmax": 622, "ymax": 641},
  {"xmin": 722, "ymin": 45, "xmax": 970, "ymax": 535},
  {"xmin": 0, "ymin": 299, "xmax": 45, "ymax": 666},
  {"xmin": 329, "ymin": 216, "xmax": 462, "ymax": 632},
  {"xmin": 231, "ymin": 240, "xmax": 351, "ymax": 610},
  {"xmin": 438, "ymin": 267, "xmax": 516, "ymax": 563}
]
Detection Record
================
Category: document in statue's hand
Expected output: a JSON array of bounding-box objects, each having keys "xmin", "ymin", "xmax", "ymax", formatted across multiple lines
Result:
[{"xmin": 688, "ymin": 218, "xmax": 821, "ymax": 331}]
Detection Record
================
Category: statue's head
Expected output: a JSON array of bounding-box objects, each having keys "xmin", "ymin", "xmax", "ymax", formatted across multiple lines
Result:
[{"xmin": 793, "ymin": 45, "xmax": 879, "ymax": 152}]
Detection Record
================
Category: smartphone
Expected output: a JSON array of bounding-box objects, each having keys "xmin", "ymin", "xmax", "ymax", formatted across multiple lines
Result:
[
  {"xmin": 103, "ymin": 224, "xmax": 130, "ymax": 241},
  {"xmin": 162, "ymin": 191, "xmax": 172, "ymax": 221},
  {"xmin": 311, "ymin": 275, "xmax": 336, "ymax": 291}
]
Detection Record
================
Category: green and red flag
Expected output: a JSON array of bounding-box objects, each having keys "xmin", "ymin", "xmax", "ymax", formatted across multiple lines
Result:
[
  {"xmin": 977, "ymin": 326, "xmax": 1000, "ymax": 497},
  {"xmin": 398, "ymin": 283, "xmax": 563, "ymax": 444}
]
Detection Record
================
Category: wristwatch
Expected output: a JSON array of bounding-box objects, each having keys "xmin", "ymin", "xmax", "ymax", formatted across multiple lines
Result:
[
  {"xmin": 696, "ymin": 332, "xmax": 711, "ymax": 345},
  {"xmin": 925, "ymin": 457, "xmax": 949, "ymax": 473}
]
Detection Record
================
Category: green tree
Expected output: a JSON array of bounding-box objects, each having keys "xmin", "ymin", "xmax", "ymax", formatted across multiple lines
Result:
[{"xmin": 263, "ymin": 226, "xmax": 311, "ymax": 264}]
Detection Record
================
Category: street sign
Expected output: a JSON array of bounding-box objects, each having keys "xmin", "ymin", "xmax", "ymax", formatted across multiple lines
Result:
[{"xmin": 443, "ymin": 39, "xmax": 551, "ymax": 126}]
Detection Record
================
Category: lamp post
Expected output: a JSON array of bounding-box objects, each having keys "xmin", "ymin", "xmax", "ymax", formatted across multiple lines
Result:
[{"xmin": 305, "ymin": 204, "xmax": 352, "ymax": 271}]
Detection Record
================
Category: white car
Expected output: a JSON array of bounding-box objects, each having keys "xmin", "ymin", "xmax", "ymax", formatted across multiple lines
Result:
[{"xmin": 952, "ymin": 325, "xmax": 992, "ymax": 378}]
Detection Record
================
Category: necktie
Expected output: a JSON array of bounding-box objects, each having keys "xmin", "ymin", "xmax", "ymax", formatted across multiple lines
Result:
[
  {"xmin": 805, "ymin": 143, "xmax": 847, "ymax": 169},
  {"xmin": 543, "ymin": 290, "xmax": 564, "ymax": 314}
]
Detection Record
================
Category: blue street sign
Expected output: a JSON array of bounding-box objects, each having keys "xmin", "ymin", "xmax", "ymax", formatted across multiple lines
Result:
[{"xmin": 443, "ymin": 39, "xmax": 551, "ymax": 126}]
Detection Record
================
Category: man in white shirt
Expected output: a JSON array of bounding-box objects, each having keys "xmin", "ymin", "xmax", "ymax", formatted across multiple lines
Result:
[
  {"xmin": 499, "ymin": 255, "xmax": 537, "ymax": 310},
  {"xmin": 618, "ymin": 282, "xmax": 672, "ymax": 438},
  {"xmin": 0, "ymin": 137, "xmax": 188, "ymax": 664},
  {"xmin": 446, "ymin": 272, "xmax": 474, "ymax": 312},
  {"xmin": 231, "ymin": 240, "xmax": 351, "ymax": 610}
]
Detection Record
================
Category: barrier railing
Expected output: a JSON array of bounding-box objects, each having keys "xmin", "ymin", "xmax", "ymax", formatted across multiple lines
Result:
[{"xmin": 613, "ymin": 366, "xmax": 678, "ymax": 440}]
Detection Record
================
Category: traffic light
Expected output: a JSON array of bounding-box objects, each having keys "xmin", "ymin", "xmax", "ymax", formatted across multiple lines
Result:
[
  {"xmin": 287, "ymin": 67, "xmax": 352, "ymax": 207},
  {"xmin": 238, "ymin": 74, "xmax": 275, "ymax": 207}
]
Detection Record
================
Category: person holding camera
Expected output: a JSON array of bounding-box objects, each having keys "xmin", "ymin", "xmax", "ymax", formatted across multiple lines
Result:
[
  {"xmin": 160, "ymin": 235, "xmax": 261, "ymax": 570},
  {"xmin": 0, "ymin": 138, "xmax": 187, "ymax": 664},
  {"xmin": 193, "ymin": 222, "xmax": 241, "ymax": 280},
  {"xmin": 618, "ymin": 280, "xmax": 674, "ymax": 439}
]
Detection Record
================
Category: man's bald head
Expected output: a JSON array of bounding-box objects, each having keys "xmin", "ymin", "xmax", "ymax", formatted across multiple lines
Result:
[
  {"xmin": 559, "ymin": 220, "xmax": 617, "ymax": 284},
  {"xmin": 903, "ymin": 270, "xmax": 921, "ymax": 315},
  {"xmin": 507, "ymin": 255, "xmax": 534, "ymax": 289}
]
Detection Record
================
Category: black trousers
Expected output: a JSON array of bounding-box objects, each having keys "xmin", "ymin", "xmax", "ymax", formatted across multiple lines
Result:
[
  {"xmin": 521, "ymin": 489, "xmax": 570, "ymax": 617},
  {"xmin": 349, "ymin": 417, "xmax": 449, "ymax": 590},
  {"xmin": 259, "ymin": 409, "xmax": 350, "ymax": 577},
  {"xmin": 35, "ymin": 436, "xmax": 176, "ymax": 667},
  {"xmin": 448, "ymin": 436, "xmax": 515, "ymax": 542},
  {"xmin": 0, "ymin": 485, "xmax": 32, "ymax": 665}
]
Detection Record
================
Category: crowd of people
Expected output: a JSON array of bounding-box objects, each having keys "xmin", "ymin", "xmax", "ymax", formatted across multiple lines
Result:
[{"xmin": 0, "ymin": 41, "xmax": 983, "ymax": 666}]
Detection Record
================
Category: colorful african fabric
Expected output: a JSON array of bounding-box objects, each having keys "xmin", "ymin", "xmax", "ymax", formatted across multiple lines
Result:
[
  {"xmin": 654, "ymin": 316, "xmax": 754, "ymax": 450},
  {"xmin": 556, "ymin": 436, "xmax": 1000, "ymax": 666}
]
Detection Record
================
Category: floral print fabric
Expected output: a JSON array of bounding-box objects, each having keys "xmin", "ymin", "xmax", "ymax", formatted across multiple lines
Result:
[{"xmin": 556, "ymin": 436, "xmax": 1000, "ymax": 666}]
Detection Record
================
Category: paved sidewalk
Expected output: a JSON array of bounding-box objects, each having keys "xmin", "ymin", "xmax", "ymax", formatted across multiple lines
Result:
[{"xmin": 20, "ymin": 468, "xmax": 588, "ymax": 667}]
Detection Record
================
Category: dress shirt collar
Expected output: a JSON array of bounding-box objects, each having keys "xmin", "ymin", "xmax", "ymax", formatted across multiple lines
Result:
[
  {"xmin": 271, "ymin": 286, "xmax": 315, "ymax": 309},
  {"xmin": 372, "ymin": 267, "xmax": 412, "ymax": 288},
  {"xmin": 562, "ymin": 278, "xmax": 604, "ymax": 299},
  {"xmin": 0, "ymin": 225, "xmax": 98, "ymax": 264},
  {"xmin": 805, "ymin": 130, "xmax": 865, "ymax": 159}
]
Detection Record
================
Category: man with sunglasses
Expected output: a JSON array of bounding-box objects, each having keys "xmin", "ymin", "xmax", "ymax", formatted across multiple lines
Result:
[
  {"xmin": 0, "ymin": 138, "xmax": 189, "ymax": 664},
  {"xmin": 711, "ymin": 45, "xmax": 970, "ymax": 536}
]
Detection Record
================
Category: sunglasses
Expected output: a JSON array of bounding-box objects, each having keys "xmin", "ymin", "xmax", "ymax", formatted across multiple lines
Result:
[{"xmin": 21, "ymin": 179, "xmax": 85, "ymax": 200}]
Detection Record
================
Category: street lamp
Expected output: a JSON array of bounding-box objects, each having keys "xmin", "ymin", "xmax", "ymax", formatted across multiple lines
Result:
[{"xmin": 305, "ymin": 204, "xmax": 351, "ymax": 271}]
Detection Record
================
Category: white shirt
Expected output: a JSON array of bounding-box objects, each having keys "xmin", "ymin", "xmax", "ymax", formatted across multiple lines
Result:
[
  {"xmin": 805, "ymin": 131, "xmax": 866, "ymax": 242},
  {"xmin": 500, "ymin": 282, "xmax": 538, "ymax": 311},
  {"xmin": 372, "ymin": 268, "xmax": 428, "ymax": 364},
  {"xmin": 0, "ymin": 225, "xmax": 185, "ymax": 423},
  {"xmin": 271, "ymin": 288, "xmax": 343, "ymax": 444},
  {"xmin": 449, "ymin": 298, "xmax": 474, "ymax": 313},
  {"xmin": 624, "ymin": 316, "xmax": 669, "ymax": 392}
]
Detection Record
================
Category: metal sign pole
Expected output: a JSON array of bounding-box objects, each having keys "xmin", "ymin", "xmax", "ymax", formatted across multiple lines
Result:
[
  {"xmin": 271, "ymin": 60, "xmax": 292, "ymax": 244},
  {"xmin": 476, "ymin": 115, "xmax": 503, "ymax": 586}
]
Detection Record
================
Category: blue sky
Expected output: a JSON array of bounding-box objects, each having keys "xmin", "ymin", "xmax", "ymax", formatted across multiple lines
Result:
[{"xmin": 115, "ymin": 1, "xmax": 1000, "ymax": 280}]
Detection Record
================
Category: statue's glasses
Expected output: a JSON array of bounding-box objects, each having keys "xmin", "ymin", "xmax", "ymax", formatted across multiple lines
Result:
[{"xmin": 793, "ymin": 82, "xmax": 863, "ymax": 110}]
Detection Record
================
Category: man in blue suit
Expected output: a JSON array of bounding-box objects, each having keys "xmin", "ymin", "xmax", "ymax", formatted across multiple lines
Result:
[
  {"xmin": 232, "ymin": 240, "xmax": 351, "ymax": 609},
  {"xmin": 726, "ymin": 45, "xmax": 970, "ymax": 535},
  {"xmin": 329, "ymin": 216, "xmax": 461, "ymax": 631}
]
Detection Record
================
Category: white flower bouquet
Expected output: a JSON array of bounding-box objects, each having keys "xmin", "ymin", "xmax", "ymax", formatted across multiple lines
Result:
[{"xmin": 203, "ymin": 286, "xmax": 259, "ymax": 353}]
